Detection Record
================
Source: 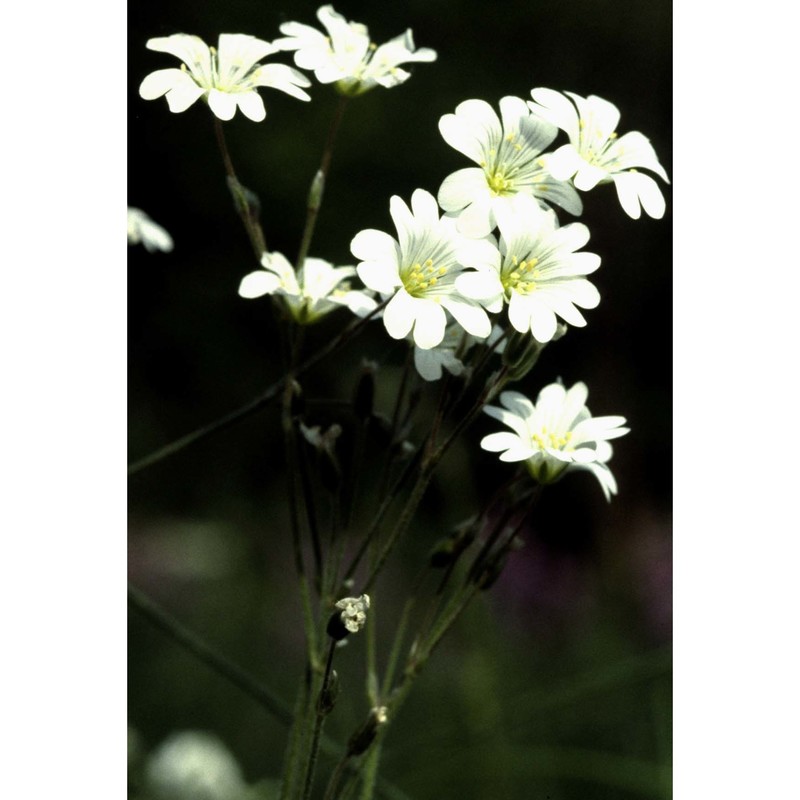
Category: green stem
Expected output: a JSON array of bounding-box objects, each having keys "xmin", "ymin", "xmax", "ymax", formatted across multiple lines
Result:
[
  {"xmin": 128, "ymin": 582, "xmax": 293, "ymax": 725},
  {"xmin": 128, "ymin": 301, "xmax": 385, "ymax": 476},
  {"xmin": 302, "ymin": 640, "xmax": 338, "ymax": 800},
  {"xmin": 295, "ymin": 95, "xmax": 350, "ymax": 272},
  {"xmin": 213, "ymin": 115, "xmax": 266, "ymax": 260}
]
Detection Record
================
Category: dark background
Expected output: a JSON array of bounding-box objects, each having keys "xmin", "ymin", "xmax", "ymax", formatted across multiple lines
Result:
[{"xmin": 128, "ymin": 1, "xmax": 672, "ymax": 797}]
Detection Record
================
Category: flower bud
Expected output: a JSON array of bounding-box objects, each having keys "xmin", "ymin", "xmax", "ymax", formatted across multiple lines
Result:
[
  {"xmin": 501, "ymin": 331, "xmax": 544, "ymax": 381},
  {"xmin": 346, "ymin": 706, "xmax": 388, "ymax": 757},
  {"xmin": 307, "ymin": 169, "xmax": 325, "ymax": 212},
  {"xmin": 317, "ymin": 669, "xmax": 339, "ymax": 716},
  {"xmin": 429, "ymin": 517, "xmax": 477, "ymax": 568}
]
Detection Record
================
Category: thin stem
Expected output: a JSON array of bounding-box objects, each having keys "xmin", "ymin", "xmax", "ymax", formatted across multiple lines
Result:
[
  {"xmin": 295, "ymin": 95, "xmax": 350, "ymax": 272},
  {"xmin": 128, "ymin": 582, "xmax": 293, "ymax": 725},
  {"xmin": 323, "ymin": 753, "xmax": 353, "ymax": 800},
  {"xmin": 302, "ymin": 639, "xmax": 338, "ymax": 800},
  {"xmin": 213, "ymin": 116, "xmax": 266, "ymax": 260},
  {"xmin": 341, "ymin": 445, "xmax": 423, "ymax": 586},
  {"xmin": 128, "ymin": 302, "xmax": 386, "ymax": 476}
]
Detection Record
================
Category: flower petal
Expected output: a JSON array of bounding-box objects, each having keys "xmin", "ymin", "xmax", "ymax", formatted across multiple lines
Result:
[{"xmin": 239, "ymin": 270, "xmax": 281, "ymax": 298}]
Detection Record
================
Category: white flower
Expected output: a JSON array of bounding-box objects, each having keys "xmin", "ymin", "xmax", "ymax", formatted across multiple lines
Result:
[
  {"xmin": 456, "ymin": 197, "xmax": 601, "ymax": 343},
  {"xmin": 335, "ymin": 594, "xmax": 370, "ymax": 633},
  {"xmin": 413, "ymin": 322, "xmax": 468, "ymax": 382},
  {"xmin": 139, "ymin": 33, "xmax": 311, "ymax": 122},
  {"xmin": 351, "ymin": 189, "xmax": 497, "ymax": 350},
  {"xmin": 238, "ymin": 251, "xmax": 377, "ymax": 324},
  {"xmin": 438, "ymin": 97, "xmax": 583, "ymax": 238},
  {"xmin": 275, "ymin": 5, "xmax": 437, "ymax": 95},
  {"xmin": 413, "ymin": 323, "xmax": 505, "ymax": 382},
  {"xmin": 481, "ymin": 382, "xmax": 629, "ymax": 501},
  {"xmin": 144, "ymin": 730, "xmax": 246, "ymax": 800},
  {"xmin": 127, "ymin": 207, "xmax": 173, "ymax": 252},
  {"xmin": 528, "ymin": 88, "xmax": 670, "ymax": 219}
]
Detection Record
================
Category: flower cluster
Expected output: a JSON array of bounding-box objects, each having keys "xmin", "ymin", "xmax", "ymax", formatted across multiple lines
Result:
[
  {"xmin": 136, "ymin": 8, "xmax": 668, "ymax": 507},
  {"xmin": 335, "ymin": 594, "xmax": 371, "ymax": 633}
]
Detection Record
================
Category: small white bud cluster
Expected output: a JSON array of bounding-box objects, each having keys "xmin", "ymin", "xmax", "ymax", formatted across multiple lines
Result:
[{"xmin": 335, "ymin": 594, "xmax": 370, "ymax": 633}]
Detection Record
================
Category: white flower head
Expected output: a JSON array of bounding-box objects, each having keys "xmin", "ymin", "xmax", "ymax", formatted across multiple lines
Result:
[
  {"xmin": 351, "ymin": 189, "xmax": 497, "ymax": 350},
  {"xmin": 413, "ymin": 323, "xmax": 505, "ymax": 382},
  {"xmin": 239, "ymin": 251, "xmax": 377, "ymax": 324},
  {"xmin": 275, "ymin": 5, "xmax": 437, "ymax": 95},
  {"xmin": 139, "ymin": 33, "xmax": 312, "ymax": 122},
  {"xmin": 144, "ymin": 730, "xmax": 245, "ymax": 800},
  {"xmin": 528, "ymin": 88, "xmax": 670, "ymax": 219},
  {"xmin": 127, "ymin": 207, "xmax": 173, "ymax": 253},
  {"xmin": 456, "ymin": 196, "xmax": 601, "ymax": 343},
  {"xmin": 438, "ymin": 97, "xmax": 583, "ymax": 239},
  {"xmin": 481, "ymin": 382, "xmax": 629, "ymax": 501},
  {"xmin": 335, "ymin": 594, "xmax": 370, "ymax": 633}
]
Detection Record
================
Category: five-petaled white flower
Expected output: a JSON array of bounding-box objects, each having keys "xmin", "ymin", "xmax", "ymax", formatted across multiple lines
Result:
[
  {"xmin": 438, "ymin": 97, "xmax": 583, "ymax": 239},
  {"xmin": 274, "ymin": 5, "xmax": 437, "ymax": 95},
  {"xmin": 351, "ymin": 189, "xmax": 496, "ymax": 350},
  {"xmin": 456, "ymin": 197, "xmax": 601, "ymax": 343},
  {"xmin": 528, "ymin": 88, "xmax": 670, "ymax": 219},
  {"xmin": 139, "ymin": 33, "xmax": 312, "ymax": 122},
  {"xmin": 335, "ymin": 594, "xmax": 370, "ymax": 633},
  {"xmin": 238, "ymin": 251, "xmax": 377, "ymax": 324},
  {"xmin": 481, "ymin": 382, "xmax": 629, "ymax": 501},
  {"xmin": 127, "ymin": 207, "xmax": 174, "ymax": 253}
]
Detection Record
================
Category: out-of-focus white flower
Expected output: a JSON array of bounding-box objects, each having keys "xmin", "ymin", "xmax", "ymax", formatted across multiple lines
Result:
[
  {"xmin": 456, "ymin": 197, "xmax": 600, "ymax": 343},
  {"xmin": 275, "ymin": 5, "xmax": 436, "ymax": 95},
  {"xmin": 438, "ymin": 97, "xmax": 582, "ymax": 238},
  {"xmin": 413, "ymin": 323, "xmax": 505, "ymax": 382},
  {"xmin": 144, "ymin": 730, "xmax": 246, "ymax": 800},
  {"xmin": 481, "ymin": 382, "xmax": 629, "ymax": 501},
  {"xmin": 238, "ymin": 251, "xmax": 377, "ymax": 324},
  {"xmin": 139, "ymin": 33, "xmax": 311, "ymax": 122},
  {"xmin": 413, "ymin": 322, "xmax": 467, "ymax": 382},
  {"xmin": 335, "ymin": 594, "xmax": 370, "ymax": 633},
  {"xmin": 528, "ymin": 88, "xmax": 670, "ymax": 219},
  {"xmin": 127, "ymin": 207, "xmax": 173, "ymax": 252},
  {"xmin": 351, "ymin": 189, "xmax": 496, "ymax": 350}
]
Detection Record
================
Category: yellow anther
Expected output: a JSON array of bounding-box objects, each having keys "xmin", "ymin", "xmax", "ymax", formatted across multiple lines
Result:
[
  {"xmin": 425, "ymin": 258, "xmax": 433, "ymax": 267},
  {"xmin": 609, "ymin": 131, "xmax": 617, "ymax": 139},
  {"xmin": 537, "ymin": 158, "xmax": 546, "ymax": 167},
  {"xmin": 429, "ymin": 277, "xmax": 438, "ymax": 286},
  {"xmin": 514, "ymin": 143, "xmax": 522, "ymax": 151},
  {"xmin": 438, "ymin": 267, "xmax": 447, "ymax": 276},
  {"xmin": 479, "ymin": 160, "xmax": 487, "ymax": 168},
  {"xmin": 511, "ymin": 255, "xmax": 519, "ymax": 266},
  {"xmin": 506, "ymin": 133, "xmax": 515, "ymax": 142},
  {"xmin": 489, "ymin": 148, "xmax": 497, "ymax": 156},
  {"xmin": 369, "ymin": 42, "xmax": 377, "ymax": 50}
]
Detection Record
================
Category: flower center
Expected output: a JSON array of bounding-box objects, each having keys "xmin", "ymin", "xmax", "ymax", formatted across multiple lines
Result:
[
  {"xmin": 531, "ymin": 426, "xmax": 573, "ymax": 452},
  {"xmin": 402, "ymin": 259, "xmax": 447, "ymax": 297},
  {"xmin": 487, "ymin": 170, "xmax": 513, "ymax": 195},
  {"xmin": 501, "ymin": 255, "xmax": 540, "ymax": 296}
]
